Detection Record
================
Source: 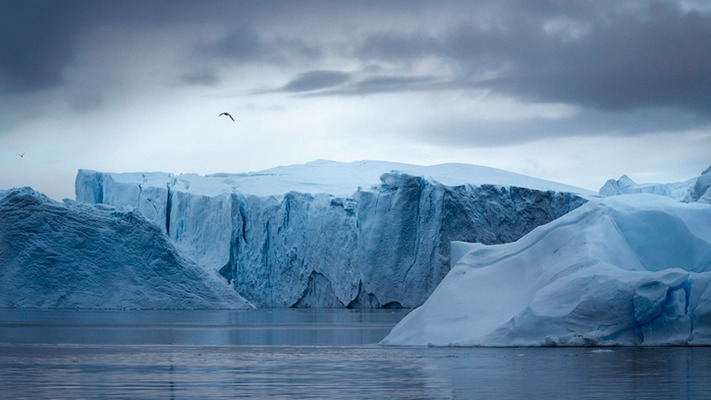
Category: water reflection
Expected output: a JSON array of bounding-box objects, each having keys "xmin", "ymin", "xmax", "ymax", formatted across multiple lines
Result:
[
  {"xmin": 1, "ymin": 309, "xmax": 710, "ymax": 399},
  {"xmin": 0, "ymin": 308, "xmax": 408, "ymax": 346}
]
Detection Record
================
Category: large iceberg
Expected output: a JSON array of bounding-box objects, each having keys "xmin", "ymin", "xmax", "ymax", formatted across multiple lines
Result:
[
  {"xmin": 75, "ymin": 160, "xmax": 590, "ymax": 308},
  {"xmin": 0, "ymin": 188, "xmax": 253, "ymax": 310},
  {"xmin": 382, "ymin": 194, "xmax": 711, "ymax": 346},
  {"xmin": 599, "ymin": 165, "xmax": 711, "ymax": 203}
]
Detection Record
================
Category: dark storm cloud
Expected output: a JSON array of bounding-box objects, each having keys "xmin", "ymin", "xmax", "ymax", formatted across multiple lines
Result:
[
  {"xmin": 0, "ymin": 1, "xmax": 87, "ymax": 93},
  {"xmin": 355, "ymin": 33, "xmax": 436, "ymax": 63},
  {"xmin": 311, "ymin": 74, "xmax": 443, "ymax": 96},
  {"xmin": 7, "ymin": 0, "xmax": 710, "ymax": 112},
  {"xmin": 410, "ymin": 107, "xmax": 711, "ymax": 148},
  {"xmin": 271, "ymin": 70, "xmax": 446, "ymax": 96},
  {"xmin": 280, "ymin": 70, "xmax": 351, "ymax": 92},
  {"xmin": 0, "ymin": 0, "xmax": 322, "ymax": 95},
  {"xmin": 263, "ymin": 70, "xmax": 442, "ymax": 96},
  {"xmin": 0, "ymin": 0, "xmax": 198, "ymax": 94},
  {"xmin": 354, "ymin": 0, "xmax": 711, "ymax": 116},
  {"xmin": 199, "ymin": 25, "xmax": 265, "ymax": 62},
  {"xmin": 196, "ymin": 26, "xmax": 321, "ymax": 66},
  {"xmin": 68, "ymin": 91, "xmax": 103, "ymax": 112},
  {"xmin": 180, "ymin": 70, "xmax": 221, "ymax": 86},
  {"xmin": 3, "ymin": 0, "xmax": 711, "ymax": 147}
]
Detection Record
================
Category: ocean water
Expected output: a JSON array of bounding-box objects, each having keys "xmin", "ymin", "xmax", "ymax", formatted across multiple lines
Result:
[{"xmin": 1, "ymin": 309, "xmax": 710, "ymax": 399}]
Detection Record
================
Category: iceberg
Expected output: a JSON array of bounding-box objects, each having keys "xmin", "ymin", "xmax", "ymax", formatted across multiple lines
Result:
[
  {"xmin": 0, "ymin": 188, "xmax": 253, "ymax": 310},
  {"xmin": 382, "ymin": 194, "xmax": 711, "ymax": 346},
  {"xmin": 599, "ymin": 165, "xmax": 711, "ymax": 203},
  {"xmin": 75, "ymin": 160, "xmax": 590, "ymax": 308}
]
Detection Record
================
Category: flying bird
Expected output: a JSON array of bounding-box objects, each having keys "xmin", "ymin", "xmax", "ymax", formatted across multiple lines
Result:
[
  {"xmin": 17, "ymin": 153, "xmax": 25, "ymax": 158},
  {"xmin": 218, "ymin": 112, "xmax": 235, "ymax": 122}
]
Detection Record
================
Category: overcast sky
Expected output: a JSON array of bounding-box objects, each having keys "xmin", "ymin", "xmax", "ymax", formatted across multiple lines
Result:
[{"xmin": 2, "ymin": 0, "xmax": 710, "ymax": 199}]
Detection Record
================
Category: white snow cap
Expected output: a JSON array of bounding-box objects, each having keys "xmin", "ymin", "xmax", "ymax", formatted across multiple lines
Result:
[{"xmin": 82, "ymin": 160, "xmax": 592, "ymax": 199}]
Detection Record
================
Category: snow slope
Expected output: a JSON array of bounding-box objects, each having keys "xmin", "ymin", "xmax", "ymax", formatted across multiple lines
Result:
[
  {"xmin": 382, "ymin": 195, "xmax": 711, "ymax": 346},
  {"xmin": 76, "ymin": 160, "xmax": 589, "ymax": 308},
  {"xmin": 0, "ymin": 188, "xmax": 253, "ymax": 310},
  {"xmin": 599, "ymin": 165, "xmax": 711, "ymax": 203}
]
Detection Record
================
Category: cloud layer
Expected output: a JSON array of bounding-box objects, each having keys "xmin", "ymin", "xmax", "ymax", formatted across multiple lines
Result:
[
  {"xmin": 4, "ymin": 1, "xmax": 711, "ymax": 114},
  {"xmin": 1, "ymin": 0, "xmax": 710, "ymax": 198}
]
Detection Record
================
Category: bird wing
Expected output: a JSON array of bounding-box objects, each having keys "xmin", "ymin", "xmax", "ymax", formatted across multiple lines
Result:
[{"xmin": 218, "ymin": 112, "xmax": 235, "ymax": 122}]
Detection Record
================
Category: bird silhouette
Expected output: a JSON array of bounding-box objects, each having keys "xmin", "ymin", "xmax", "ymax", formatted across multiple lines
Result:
[
  {"xmin": 17, "ymin": 153, "xmax": 25, "ymax": 158},
  {"xmin": 218, "ymin": 112, "xmax": 235, "ymax": 122}
]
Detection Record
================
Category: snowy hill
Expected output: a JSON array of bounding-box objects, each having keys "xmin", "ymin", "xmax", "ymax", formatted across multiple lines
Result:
[
  {"xmin": 75, "ymin": 160, "xmax": 589, "ymax": 308},
  {"xmin": 382, "ymin": 195, "xmax": 711, "ymax": 346},
  {"xmin": 0, "ymin": 188, "xmax": 253, "ymax": 310},
  {"xmin": 599, "ymin": 165, "xmax": 711, "ymax": 203}
]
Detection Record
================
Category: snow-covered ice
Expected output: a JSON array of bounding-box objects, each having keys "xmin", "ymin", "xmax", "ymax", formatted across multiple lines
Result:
[
  {"xmin": 0, "ymin": 188, "xmax": 253, "ymax": 310},
  {"xmin": 382, "ymin": 194, "xmax": 711, "ymax": 346},
  {"xmin": 599, "ymin": 165, "xmax": 711, "ymax": 203},
  {"xmin": 75, "ymin": 160, "xmax": 590, "ymax": 308},
  {"xmin": 76, "ymin": 160, "xmax": 590, "ymax": 200}
]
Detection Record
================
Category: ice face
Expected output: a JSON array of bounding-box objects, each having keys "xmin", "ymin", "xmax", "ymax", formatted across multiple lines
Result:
[
  {"xmin": 0, "ymin": 188, "xmax": 252, "ymax": 310},
  {"xmin": 75, "ymin": 161, "xmax": 588, "ymax": 308},
  {"xmin": 382, "ymin": 194, "xmax": 711, "ymax": 346}
]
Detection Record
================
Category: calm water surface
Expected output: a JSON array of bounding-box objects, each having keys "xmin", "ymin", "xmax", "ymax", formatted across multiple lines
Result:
[{"xmin": 1, "ymin": 309, "xmax": 710, "ymax": 399}]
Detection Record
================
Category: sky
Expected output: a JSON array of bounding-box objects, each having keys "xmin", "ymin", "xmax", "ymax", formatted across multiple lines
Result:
[{"xmin": 2, "ymin": 0, "xmax": 710, "ymax": 200}]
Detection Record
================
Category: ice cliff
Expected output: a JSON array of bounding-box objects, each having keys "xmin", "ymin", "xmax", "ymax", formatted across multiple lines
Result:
[
  {"xmin": 0, "ymin": 188, "xmax": 252, "ymax": 310},
  {"xmin": 75, "ymin": 160, "xmax": 590, "ymax": 308},
  {"xmin": 600, "ymin": 165, "xmax": 711, "ymax": 203},
  {"xmin": 382, "ymin": 194, "xmax": 711, "ymax": 346}
]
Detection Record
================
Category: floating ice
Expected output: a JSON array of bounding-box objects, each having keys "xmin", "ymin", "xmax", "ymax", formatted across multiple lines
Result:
[
  {"xmin": 600, "ymin": 165, "xmax": 711, "ymax": 203},
  {"xmin": 382, "ymin": 194, "xmax": 711, "ymax": 346},
  {"xmin": 0, "ymin": 188, "xmax": 253, "ymax": 310}
]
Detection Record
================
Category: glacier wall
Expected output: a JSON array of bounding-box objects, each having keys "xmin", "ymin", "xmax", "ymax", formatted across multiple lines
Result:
[{"xmin": 76, "ymin": 168, "xmax": 586, "ymax": 308}]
